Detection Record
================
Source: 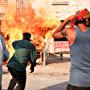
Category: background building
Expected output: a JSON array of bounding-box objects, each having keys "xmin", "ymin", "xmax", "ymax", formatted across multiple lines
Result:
[
  {"xmin": 30, "ymin": 0, "xmax": 90, "ymax": 20},
  {"xmin": 0, "ymin": 0, "xmax": 8, "ymax": 31},
  {"xmin": 1, "ymin": 0, "xmax": 90, "ymax": 20}
]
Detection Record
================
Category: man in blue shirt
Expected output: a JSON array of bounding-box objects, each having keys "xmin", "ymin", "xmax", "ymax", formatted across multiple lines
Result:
[
  {"xmin": 53, "ymin": 9, "xmax": 90, "ymax": 90},
  {"xmin": 7, "ymin": 32, "xmax": 37, "ymax": 90}
]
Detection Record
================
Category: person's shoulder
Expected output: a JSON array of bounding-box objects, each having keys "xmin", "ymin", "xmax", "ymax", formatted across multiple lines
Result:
[
  {"xmin": 23, "ymin": 40, "xmax": 34, "ymax": 46},
  {"xmin": 65, "ymin": 26, "xmax": 75, "ymax": 30},
  {"xmin": 23, "ymin": 40, "xmax": 31, "ymax": 44},
  {"xmin": 29, "ymin": 42, "xmax": 35, "ymax": 46},
  {"xmin": 13, "ymin": 40, "xmax": 21, "ymax": 43},
  {"xmin": 64, "ymin": 27, "xmax": 76, "ymax": 40},
  {"xmin": 29, "ymin": 42, "xmax": 36, "ymax": 48},
  {"xmin": 65, "ymin": 27, "xmax": 76, "ymax": 33},
  {"xmin": 12, "ymin": 40, "xmax": 23, "ymax": 45}
]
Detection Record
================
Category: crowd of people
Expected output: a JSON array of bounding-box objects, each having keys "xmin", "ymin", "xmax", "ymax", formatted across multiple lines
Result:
[{"xmin": 0, "ymin": 8, "xmax": 90, "ymax": 90}]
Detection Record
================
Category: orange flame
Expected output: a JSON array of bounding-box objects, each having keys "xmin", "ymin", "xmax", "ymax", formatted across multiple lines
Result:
[{"xmin": 2, "ymin": 2, "xmax": 60, "ymax": 57}]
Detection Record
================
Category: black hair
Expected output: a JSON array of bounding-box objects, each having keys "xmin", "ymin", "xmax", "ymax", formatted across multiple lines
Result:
[
  {"xmin": 88, "ymin": 18, "xmax": 90, "ymax": 27},
  {"xmin": 75, "ymin": 18, "xmax": 88, "ymax": 26},
  {"xmin": 23, "ymin": 32, "xmax": 31, "ymax": 41}
]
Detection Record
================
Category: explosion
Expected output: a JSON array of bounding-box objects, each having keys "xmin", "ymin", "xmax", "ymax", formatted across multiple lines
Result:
[{"xmin": 2, "ymin": 2, "xmax": 60, "ymax": 57}]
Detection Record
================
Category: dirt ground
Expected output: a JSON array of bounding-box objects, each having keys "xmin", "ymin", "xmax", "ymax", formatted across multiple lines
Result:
[{"xmin": 2, "ymin": 54, "xmax": 71, "ymax": 90}]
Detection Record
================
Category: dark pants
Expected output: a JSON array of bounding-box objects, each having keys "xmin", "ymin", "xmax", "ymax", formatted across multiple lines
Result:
[
  {"xmin": 67, "ymin": 84, "xmax": 90, "ymax": 90},
  {"xmin": 8, "ymin": 67, "xmax": 26, "ymax": 90}
]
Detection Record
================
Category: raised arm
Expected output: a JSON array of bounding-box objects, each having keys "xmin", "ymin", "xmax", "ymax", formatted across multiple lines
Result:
[{"xmin": 52, "ymin": 15, "xmax": 74, "ymax": 39}]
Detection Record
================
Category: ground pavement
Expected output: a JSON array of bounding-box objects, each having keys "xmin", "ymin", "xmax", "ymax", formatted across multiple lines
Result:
[{"xmin": 2, "ymin": 56, "xmax": 71, "ymax": 90}]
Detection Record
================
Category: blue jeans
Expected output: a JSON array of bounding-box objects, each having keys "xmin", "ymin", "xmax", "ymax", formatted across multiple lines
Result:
[{"xmin": 8, "ymin": 67, "xmax": 26, "ymax": 90}]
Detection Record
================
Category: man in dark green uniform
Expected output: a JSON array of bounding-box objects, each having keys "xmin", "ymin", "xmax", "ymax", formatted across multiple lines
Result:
[{"xmin": 7, "ymin": 32, "xmax": 37, "ymax": 90}]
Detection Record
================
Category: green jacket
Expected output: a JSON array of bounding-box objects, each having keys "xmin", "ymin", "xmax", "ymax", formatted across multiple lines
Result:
[{"xmin": 7, "ymin": 40, "xmax": 37, "ymax": 71}]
